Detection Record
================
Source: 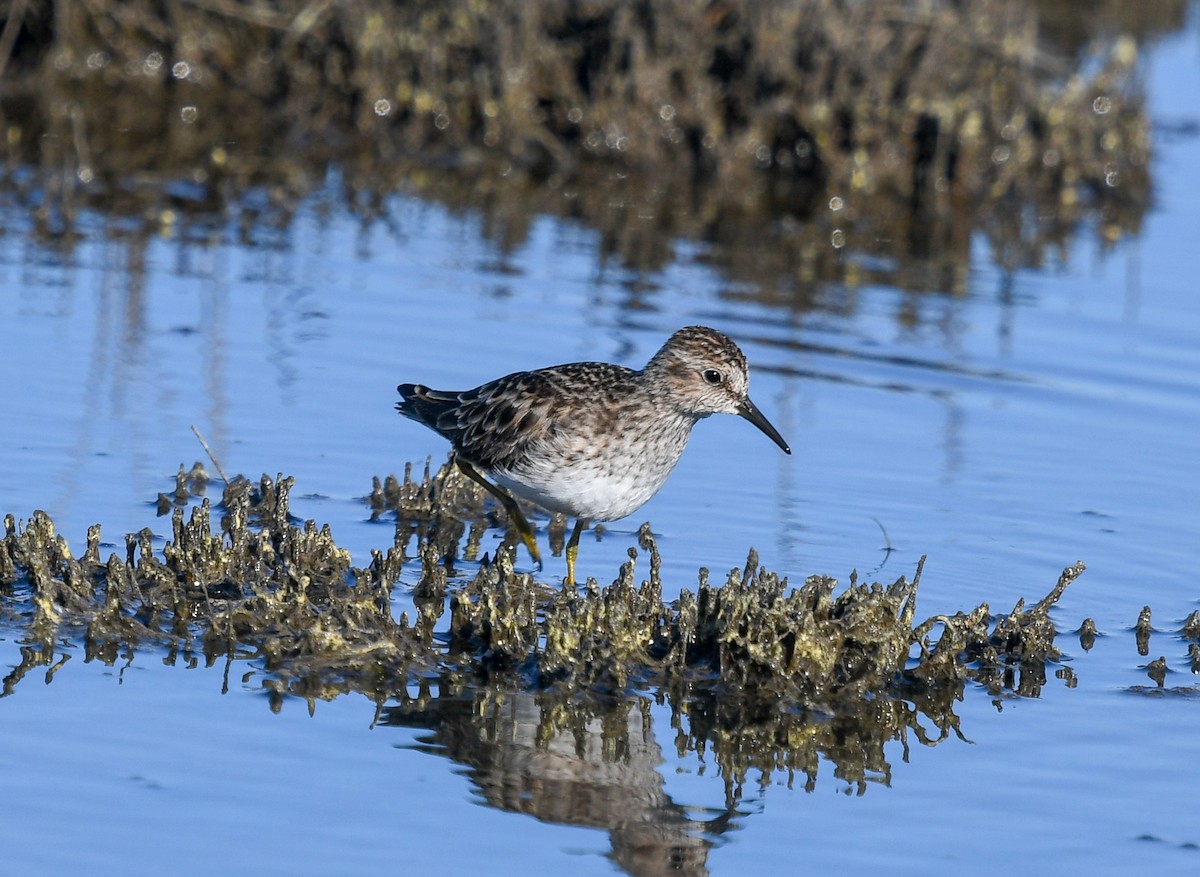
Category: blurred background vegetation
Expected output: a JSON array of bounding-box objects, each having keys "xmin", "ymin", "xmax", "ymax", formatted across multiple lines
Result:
[{"xmin": 0, "ymin": 0, "xmax": 1186, "ymax": 300}]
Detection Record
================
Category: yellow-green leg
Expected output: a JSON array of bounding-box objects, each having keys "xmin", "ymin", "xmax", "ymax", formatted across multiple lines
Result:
[
  {"xmin": 565, "ymin": 518, "xmax": 588, "ymax": 586},
  {"xmin": 455, "ymin": 458, "xmax": 542, "ymax": 569}
]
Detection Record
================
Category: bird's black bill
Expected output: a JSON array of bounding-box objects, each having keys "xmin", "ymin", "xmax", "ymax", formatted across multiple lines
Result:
[{"xmin": 738, "ymin": 398, "xmax": 791, "ymax": 455}]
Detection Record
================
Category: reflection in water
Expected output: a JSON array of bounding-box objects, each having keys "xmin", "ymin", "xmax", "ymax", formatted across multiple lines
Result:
[
  {"xmin": 6, "ymin": 617, "xmax": 1102, "ymax": 876},
  {"xmin": 385, "ymin": 689, "xmax": 727, "ymax": 877},
  {"xmin": 0, "ymin": 629, "xmax": 967, "ymax": 877},
  {"xmin": 378, "ymin": 673, "xmax": 971, "ymax": 876}
]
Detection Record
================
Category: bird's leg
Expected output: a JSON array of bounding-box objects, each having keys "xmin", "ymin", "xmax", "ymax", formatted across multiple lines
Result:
[
  {"xmin": 455, "ymin": 457, "xmax": 542, "ymax": 570},
  {"xmin": 564, "ymin": 518, "xmax": 588, "ymax": 586}
]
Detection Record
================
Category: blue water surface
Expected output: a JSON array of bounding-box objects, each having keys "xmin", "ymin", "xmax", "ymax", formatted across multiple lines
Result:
[{"xmin": 1, "ymin": 14, "xmax": 1198, "ymax": 877}]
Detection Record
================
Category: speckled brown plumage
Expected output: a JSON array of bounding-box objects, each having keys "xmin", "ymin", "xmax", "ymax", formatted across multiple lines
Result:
[
  {"xmin": 396, "ymin": 326, "xmax": 790, "ymax": 581},
  {"xmin": 398, "ymin": 362, "xmax": 640, "ymax": 474}
]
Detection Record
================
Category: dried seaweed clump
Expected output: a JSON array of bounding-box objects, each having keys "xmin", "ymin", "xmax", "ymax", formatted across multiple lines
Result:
[
  {"xmin": 448, "ymin": 524, "xmax": 1083, "ymax": 707},
  {"xmin": 1, "ymin": 474, "xmax": 432, "ymax": 702},
  {"xmin": 1, "ymin": 463, "xmax": 1085, "ymax": 715}
]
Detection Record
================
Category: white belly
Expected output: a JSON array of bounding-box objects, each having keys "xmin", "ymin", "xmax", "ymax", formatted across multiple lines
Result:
[
  {"xmin": 487, "ymin": 407, "xmax": 696, "ymax": 522},
  {"xmin": 493, "ymin": 461, "xmax": 675, "ymax": 522}
]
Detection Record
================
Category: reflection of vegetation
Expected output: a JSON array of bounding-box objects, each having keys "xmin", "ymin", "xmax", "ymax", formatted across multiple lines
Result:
[{"xmin": 0, "ymin": 0, "xmax": 1180, "ymax": 296}]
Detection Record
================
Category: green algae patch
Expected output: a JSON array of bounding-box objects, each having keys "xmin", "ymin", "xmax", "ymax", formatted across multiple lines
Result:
[{"xmin": 3, "ymin": 461, "xmax": 1082, "ymax": 713}]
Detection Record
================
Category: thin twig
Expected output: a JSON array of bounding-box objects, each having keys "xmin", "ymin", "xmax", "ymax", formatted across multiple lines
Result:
[{"xmin": 191, "ymin": 424, "xmax": 230, "ymax": 484}]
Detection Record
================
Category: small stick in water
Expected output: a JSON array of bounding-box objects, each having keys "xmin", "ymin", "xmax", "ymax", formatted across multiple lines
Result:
[{"xmin": 191, "ymin": 424, "xmax": 229, "ymax": 484}]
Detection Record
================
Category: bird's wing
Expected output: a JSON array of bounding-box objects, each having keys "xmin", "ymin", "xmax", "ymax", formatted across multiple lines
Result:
[
  {"xmin": 397, "ymin": 371, "xmax": 561, "ymax": 471},
  {"xmin": 397, "ymin": 363, "xmax": 636, "ymax": 472}
]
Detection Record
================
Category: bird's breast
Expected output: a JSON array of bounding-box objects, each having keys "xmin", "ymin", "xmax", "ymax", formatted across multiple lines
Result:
[{"xmin": 493, "ymin": 416, "xmax": 693, "ymax": 522}]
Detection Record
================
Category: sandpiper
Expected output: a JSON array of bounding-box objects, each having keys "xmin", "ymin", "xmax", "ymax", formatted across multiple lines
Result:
[{"xmin": 396, "ymin": 325, "xmax": 790, "ymax": 584}]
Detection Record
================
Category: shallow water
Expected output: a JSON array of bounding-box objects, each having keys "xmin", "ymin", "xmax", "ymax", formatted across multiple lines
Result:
[{"xmin": 2, "ymin": 16, "xmax": 1200, "ymax": 877}]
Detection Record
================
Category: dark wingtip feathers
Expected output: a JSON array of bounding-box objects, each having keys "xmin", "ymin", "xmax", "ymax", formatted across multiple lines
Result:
[{"xmin": 395, "ymin": 383, "xmax": 423, "ymax": 418}]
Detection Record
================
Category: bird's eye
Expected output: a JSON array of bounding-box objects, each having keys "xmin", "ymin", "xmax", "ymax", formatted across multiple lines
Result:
[{"xmin": 702, "ymin": 368, "xmax": 723, "ymax": 385}]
